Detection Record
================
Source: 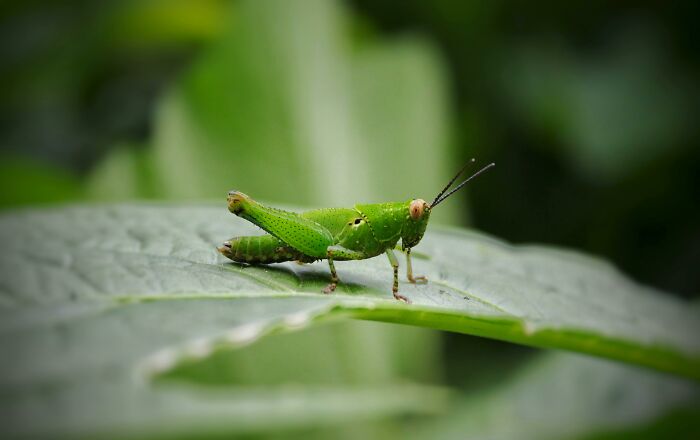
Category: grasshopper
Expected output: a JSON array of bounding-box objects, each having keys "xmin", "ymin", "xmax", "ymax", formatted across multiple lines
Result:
[{"xmin": 218, "ymin": 160, "xmax": 494, "ymax": 302}]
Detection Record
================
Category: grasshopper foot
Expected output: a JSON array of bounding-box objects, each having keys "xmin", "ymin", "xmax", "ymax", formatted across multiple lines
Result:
[
  {"xmin": 408, "ymin": 274, "xmax": 428, "ymax": 284},
  {"xmin": 393, "ymin": 291, "xmax": 411, "ymax": 303},
  {"xmin": 323, "ymin": 283, "xmax": 337, "ymax": 294},
  {"xmin": 392, "ymin": 281, "xmax": 411, "ymax": 303}
]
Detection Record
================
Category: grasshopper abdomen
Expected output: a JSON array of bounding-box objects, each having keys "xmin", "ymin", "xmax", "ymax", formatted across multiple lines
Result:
[{"xmin": 218, "ymin": 235, "xmax": 313, "ymax": 264}]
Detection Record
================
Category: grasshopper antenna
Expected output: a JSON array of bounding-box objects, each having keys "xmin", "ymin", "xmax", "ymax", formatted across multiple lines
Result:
[
  {"xmin": 430, "ymin": 158, "xmax": 476, "ymax": 208},
  {"xmin": 430, "ymin": 161, "xmax": 495, "ymax": 208}
]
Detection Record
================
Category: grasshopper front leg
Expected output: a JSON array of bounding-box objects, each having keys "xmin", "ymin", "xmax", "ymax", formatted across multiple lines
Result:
[
  {"xmin": 386, "ymin": 249, "xmax": 410, "ymax": 303},
  {"xmin": 405, "ymin": 248, "xmax": 427, "ymax": 284}
]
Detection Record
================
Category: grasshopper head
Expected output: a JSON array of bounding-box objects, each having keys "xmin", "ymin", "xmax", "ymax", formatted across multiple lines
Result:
[
  {"xmin": 227, "ymin": 190, "xmax": 251, "ymax": 215},
  {"xmin": 401, "ymin": 199, "xmax": 431, "ymax": 249},
  {"xmin": 401, "ymin": 160, "xmax": 495, "ymax": 249}
]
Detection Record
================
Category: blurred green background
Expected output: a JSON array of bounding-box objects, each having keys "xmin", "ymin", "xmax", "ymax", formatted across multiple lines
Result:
[{"xmin": 1, "ymin": 0, "xmax": 699, "ymax": 438}]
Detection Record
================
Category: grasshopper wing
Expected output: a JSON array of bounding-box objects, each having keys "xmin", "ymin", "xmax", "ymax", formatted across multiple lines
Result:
[
  {"xmin": 302, "ymin": 207, "xmax": 359, "ymax": 237},
  {"xmin": 238, "ymin": 202, "xmax": 334, "ymax": 259}
]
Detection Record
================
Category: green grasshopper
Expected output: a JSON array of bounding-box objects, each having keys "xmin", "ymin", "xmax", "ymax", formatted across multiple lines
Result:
[{"xmin": 219, "ymin": 160, "xmax": 494, "ymax": 302}]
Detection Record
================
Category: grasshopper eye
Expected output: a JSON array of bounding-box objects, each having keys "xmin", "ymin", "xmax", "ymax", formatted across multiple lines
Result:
[{"xmin": 409, "ymin": 199, "xmax": 425, "ymax": 220}]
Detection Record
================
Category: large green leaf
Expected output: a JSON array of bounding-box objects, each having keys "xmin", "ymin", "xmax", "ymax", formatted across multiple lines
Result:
[
  {"xmin": 1, "ymin": 297, "xmax": 448, "ymax": 438},
  {"xmin": 1, "ymin": 203, "xmax": 698, "ymax": 437}
]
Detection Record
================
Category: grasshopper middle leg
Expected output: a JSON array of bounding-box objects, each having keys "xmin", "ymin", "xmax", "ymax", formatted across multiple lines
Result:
[
  {"xmin": 323, "ymin": 245, "xmax": 368, "ymax": 294},
  {"xmin": 323, "ymin": 254, "xmax": 339, "ymax": 294},
  {"xmin": 386, "ymin": 249, "xmax": 410, "ymax": 303}
]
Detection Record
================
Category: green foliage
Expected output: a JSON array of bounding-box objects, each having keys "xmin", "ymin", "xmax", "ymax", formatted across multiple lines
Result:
[
  {"xmin": 1, "ymin": 203, "xmax": 698, "ymax": 437},
  {"xmin": 0, "ymin": 155, "xmax": 83, "ymax": 209},
  {"xmin": 496, "ymin": 35, "xmax": 695, "ymax": 182},
  {"xmin": 90, "ymin": 0, "xmax": 459, "ymax": 224}
]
